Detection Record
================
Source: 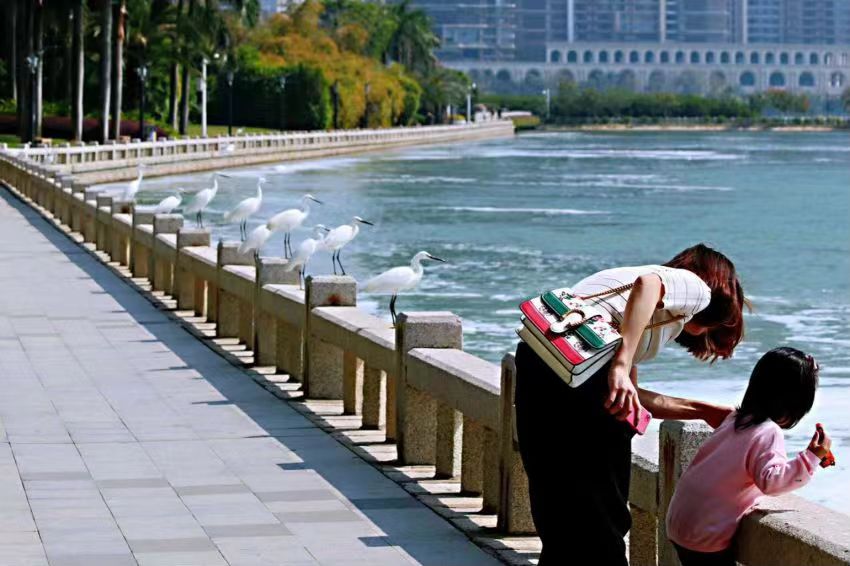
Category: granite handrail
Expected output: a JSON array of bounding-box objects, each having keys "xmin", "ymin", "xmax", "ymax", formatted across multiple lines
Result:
[{"xmin": 0, "ymin": 152, "xmax": 847, "ymax": 566}]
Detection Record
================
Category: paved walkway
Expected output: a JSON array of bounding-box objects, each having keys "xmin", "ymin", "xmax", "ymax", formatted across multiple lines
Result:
[{"xmin": 0, "ymin": 190, "xmax": 499, "ymax": 565}]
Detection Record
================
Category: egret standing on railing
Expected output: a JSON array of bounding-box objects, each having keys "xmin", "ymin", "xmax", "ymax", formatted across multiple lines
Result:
[
  {"xmin": 183, "ymin": 173, "xmax": 221, "ymax": 228},
  {"xmin": 153, "ymin": 189, "xmax": 183, "ymax": 214},
  {"xmin": 285, "ymin": 225, "xmax": 329, "ymax": 289},
  {"xmin": 224, "ymin": 177, "xmax": 266, "ymax": 240},
  {"xmin": 238, "ymin": 222, "xmax": 273, "ymax": 260},
  {"xmin": 363, "ymin": 251, "xmax": 446, "ymax": 325},
  {"xmin": 122, "ymin": 164, "xmax": 146, "ymax": 202},
  {"xmin": 322, "ymin": 216, "xmax": 374, "ymax": 275},
  {"xmin": 267, "ymin": 194, "xmax": 323, "ymax": 258}
]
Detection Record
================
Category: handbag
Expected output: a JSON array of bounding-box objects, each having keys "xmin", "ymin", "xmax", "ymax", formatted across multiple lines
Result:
[{"xmin": 517, "ymin": 282, "xmax": 684, "ymax": 388}]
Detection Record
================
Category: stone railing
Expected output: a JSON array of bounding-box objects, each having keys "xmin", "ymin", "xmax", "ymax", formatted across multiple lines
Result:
[
  {"xmin": 3, "ymin": 122, "xmax": 514, "ymax": 179},
  {"xmin": 1, "ymin": 153, "xmax": 848, "ymax": 566}
]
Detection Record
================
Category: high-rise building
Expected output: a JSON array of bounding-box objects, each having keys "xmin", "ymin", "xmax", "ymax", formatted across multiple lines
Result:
[
  {"xmin": 416, "ymin": 0, "xmax": 517, "ymax": 61},
  {"xmin": 664, "ymin": 0, "xmax": 744, "ymax": 43}
]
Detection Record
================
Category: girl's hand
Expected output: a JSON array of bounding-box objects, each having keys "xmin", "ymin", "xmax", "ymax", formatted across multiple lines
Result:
[
  {"xmin": 702, "ymin": 404, "xmax": 734, "ymax": 429},
  {"xmin": 606, "ymin": 361, "xmax": 640, "ymax": 420},
  {"xmin": 808, "ymin": 424, "xmax": 832, "ymax": 459}
]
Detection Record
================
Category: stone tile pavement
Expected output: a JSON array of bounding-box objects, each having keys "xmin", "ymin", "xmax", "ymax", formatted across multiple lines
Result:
[{"xmin": 0, "ymin": 188, "xmax": 500, "ymax": 565}]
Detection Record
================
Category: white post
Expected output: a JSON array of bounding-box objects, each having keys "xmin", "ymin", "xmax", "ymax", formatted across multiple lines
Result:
[
  {"xmin": 201, "ymin": 58, "xmax": 208, "ymax": 138},
  {"xmin": 466, "ymin": 93, "xmax": 472, "ymax": 124}
]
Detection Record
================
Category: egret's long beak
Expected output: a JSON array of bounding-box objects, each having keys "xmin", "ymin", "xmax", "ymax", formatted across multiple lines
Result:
[
  {"xmin": 309, "ymin": 196, "xmax": 323, "ymax": 204},
  {"xmin": 427, "ymin": 254, "xmax": 446, "ymax": 262},
  {"xmin": 358, "ymin": 218, "xmax": 374, "ymax": 226}
]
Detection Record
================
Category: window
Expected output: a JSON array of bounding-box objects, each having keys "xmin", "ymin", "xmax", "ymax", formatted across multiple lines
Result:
[
  {"xmin": 615, "ymin": 50, "xmax": 624, "ymax": 64},
  {"xmin": 690, "ymin": 51, "xmax": 700, "ymax": 64},
  {"xmin": 750, "ymin": 52, "xmax": 760, "ymax": 64},
  {"xmin": 794, "ymin": 52, "xmax": 804, "ymax": 65},
  {"xmin": 660, "ymin": 51, "xmax": 670, "ymax": 63},
  {"xmin": 568, "ymin": 50, "xmax": 578, "ymax": 63},
  {"xmin": 810, "ymin": 53, "xmax": 819, "ymax": 65},
  {"xmin": 769, "ymin": 71, "xmax": 786, "ymax": 87},
  {"xmin": 644, "ymin": 51, "xmax": 654, "ymax": 64},
  {"xmin": 676, "ymin": 51, "xmax": 686, "ymax": 64},
  {"xmin": 799, "ymin": 72, "xmax": 815, "ymax": 87},
  {"xmin": 766, "ymin": 52, "xmax": 775, "ymax": 64},
  {"xmin": 720, "ymin": 52, "xmax": 730, "ymax": 64},
  {"xmin": 780, "ymin": 52, "xmax": 789, "ymax": 64},
  {"xmin": 740, "ymin": 71, "xmax": 755, "ymax": 87},
  {"xmin": 705, "ymin": 52, "xmax": 715, "ymax": 64},
  {"xmin": 735, "ymin": 51, "xmax": 745, "ymax": 64},
  {"xmin": 630, "ymin": 50, "xmax": 640, "ymax": 64},
  {"xmin": 599, "ymin": 50, "xmax": 609, "ymax": 63},
  {"xmin": 583, "ymin": 50, "xmax": 594, "ymax": 64},
  {"xmin": 550, "ymin": 51, "xmax": 561, "ymax": 63}
]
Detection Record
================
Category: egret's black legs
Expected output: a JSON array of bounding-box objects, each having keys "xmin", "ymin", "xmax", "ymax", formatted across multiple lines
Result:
[
  {"xmin": 337, "ymin": 252, "xmax": 346, "ymax": 276},
  {"xmin": 389, "ymin": 294, "xmax": 398, "ymax": 326},
  {"xmin": 332, "ymin": 251, "xmax": 338, "ymax": 275}
]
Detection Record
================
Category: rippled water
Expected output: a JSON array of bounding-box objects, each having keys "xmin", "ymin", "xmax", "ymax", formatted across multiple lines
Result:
[{"xmin": 101, "ymin": 130, "xmax": 850, "ymax": 513}]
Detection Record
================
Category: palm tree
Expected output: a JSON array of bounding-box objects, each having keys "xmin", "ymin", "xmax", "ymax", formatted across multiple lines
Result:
[
  {"xmin": 110, "ymin": 0, "xmax": 127, "ymax": 139},
  {"xmin": 71, "ymin": 0, "xmax": 84, "ymax": 141},
  {"xmin": 99, "ymin": 0, "xmax": 112, "ymax": 141},
  {"xmin": 389, "ymin": 0, "xmax": 438, "ymax": 75}
]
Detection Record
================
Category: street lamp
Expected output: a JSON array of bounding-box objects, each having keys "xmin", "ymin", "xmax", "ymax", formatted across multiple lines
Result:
[
  {"xmin": 25, "ymin": 53, "xmax": 40, "ymax": 142},
  {"xmin": 542, "ymin": 88, "xmax": 551, "ymax": 120},
  {"xmin": 331, "ymin": 81, "xmax": 340, "ymax": 130},
  {"xmin": 466, "ymin": 82, "xmax": 477, "ymax": 124},
  {"xmin": 226, "ymin": 69, "xmax": 235, "ymax": 136},
  {"xmin": 278, "ymin": 75, "xmax": 287, "ymax": 131},
  {"xmin": 363, "ymin": 82, "xmax": 371, "ymax": 128},
  {"xmin": 199, "ymin": 54, "xmax": 219, "ymax": 138},
  {"xmin": 136, "ymin": 64, "xmax": 149, "ymax": 140}
]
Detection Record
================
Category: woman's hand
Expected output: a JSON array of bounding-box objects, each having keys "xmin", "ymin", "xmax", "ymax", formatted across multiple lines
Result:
[
  {"xmin": 808, "ymin": 424, "xmax": 832, "ymax": 460},
  {"xmin": 606, "ymin": 361, "xmax": 640, "ymax": 420},
  {"xmin": 702, "ymin": 404, "xmax": 734, "ymax": 429}
]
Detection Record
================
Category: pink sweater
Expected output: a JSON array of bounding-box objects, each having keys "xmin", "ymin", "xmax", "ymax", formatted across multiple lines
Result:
[{"xmin": 666, "ymin": 413, "xmax": 820, "ymax": 552}]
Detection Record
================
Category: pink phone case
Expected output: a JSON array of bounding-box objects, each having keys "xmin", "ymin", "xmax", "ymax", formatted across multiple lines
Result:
[{"xmin": 627, "ymin": 405, "xmax": 652, "ymax": 435}]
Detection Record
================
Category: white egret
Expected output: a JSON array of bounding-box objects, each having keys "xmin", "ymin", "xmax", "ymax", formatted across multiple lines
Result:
[
  {"xmin": 321, "ymin": 216, "xmax": 374, "ymax": 275},
  {"xmin": 238, "ymin": 223, "xmax": 273, "ymax": 260},
  {"xmin": 153, "ymin": 189, "xmax": 184, "ymax": 215},
  {"xmin": 363, "ymin": 251, "xmax": 446, "ymax": 325},
  {"xmin": 184, "ymin": 173, "xmax": 222, "ymax": 228},
  {"xmin": 220, "ymin": 142, "xmax": 236, "ymax": 155},
  {"xmin": 224, "ymin": 177, "xmax": 266, "ymax": 240},
  {"xmin": 267, "ymin": 194, "xmax": 323, "ymax": 258},
  {"xmin": 284, "ymin": 225, "xmax": 329, "ymax": 288},
  {"xmin": 122, "ymin": 164, "xmax": 146, "ymax": 202}
]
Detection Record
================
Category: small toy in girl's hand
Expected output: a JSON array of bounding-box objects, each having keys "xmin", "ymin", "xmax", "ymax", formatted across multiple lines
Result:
[
  {"xmin": 816, "ymin": 423, "xmax": 836, "ymax": 468},
  {"xmin": 626, "ymin": 404, "xmax": 652, "ymax": 435}
]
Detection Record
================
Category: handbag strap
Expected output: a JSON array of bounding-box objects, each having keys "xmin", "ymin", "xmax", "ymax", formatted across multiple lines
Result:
[{"xmin": 576, "ymin": 282, "xmax": 685, "ymax": 330}]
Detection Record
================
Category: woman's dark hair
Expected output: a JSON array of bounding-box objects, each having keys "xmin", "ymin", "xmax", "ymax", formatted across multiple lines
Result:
[
  {"xmin": 665, "ymin": 243, "xmax": 748, "ymax": 361},
  {"xmin": 735, "ymin": 347, "xmax": 819, "ymax": 431}
]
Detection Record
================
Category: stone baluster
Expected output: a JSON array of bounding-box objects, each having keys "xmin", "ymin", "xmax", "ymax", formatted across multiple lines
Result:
[
  {"xmin": 214, "ymin": 241, "xmax": 253, "ymax": 338},
  {"xmin": 253, "ymin": 258, "xmax": 300, "ymax": 367},
  {"xmin": 175, "ymin": 228, "xmax": 211, "ymax": 311},
  {"xmin": 130, "ymin": 208, "xmax": 154, "ymax": 278},
  {"xmin": 302, "ymin": 276, "xmax": 356, "ymax": 399},
  {"xmin": 150, "ymin": 214, "xmax": 183, "ymax": 294},
  {"xmin": 395, "ymin": 312, "xmax": 462, "ymax": 466}
]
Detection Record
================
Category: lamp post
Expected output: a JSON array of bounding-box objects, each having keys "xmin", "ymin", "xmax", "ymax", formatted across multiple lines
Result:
[
  {"xmin": 331, "ymin": 80, "xmax": 340, "ymax": 130},
  {"xmin": 363, "ymin": 82, "xmax": 371, "ymax": 128},
  {"xmin": 136, "ymin": 64, "xmax": 149, "ymax": 140},
  {"xmin": 200, "ymin": 55, "xmax": 217, "ymax": 138},
  {"xmin": 542, "ymin": 88, "xmax": 551, "ymax": 120},
  {"xmin": 226, "ymin": 69, "xmax": 235, "ymax": 136},
  {"xmin": 26, "ymin": 53, "xmax": 40, "ymax": 142},
  {"xmin": 466, "ymin": 82, "xmax": 476, "ymax": 124},
  {"xmin": 278, "ymin": 75, "xmax": 287, "ymax": 131}
]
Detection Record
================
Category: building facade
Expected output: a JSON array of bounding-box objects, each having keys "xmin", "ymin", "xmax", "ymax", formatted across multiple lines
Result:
[{"xmin": 415, "ymin": 0, "xmax": 850, "ymax": 62}]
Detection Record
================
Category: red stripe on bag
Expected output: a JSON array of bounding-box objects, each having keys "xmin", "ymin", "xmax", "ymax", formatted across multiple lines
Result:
[{"xmin": 520, "ymin": 301, "xmax": 585, "ymax": 365}]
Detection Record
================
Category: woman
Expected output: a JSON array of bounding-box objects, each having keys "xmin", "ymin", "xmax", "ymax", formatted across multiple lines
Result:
[{"xmin": 515, "ymin": 243, "xmax": 747, "ymax": 565}]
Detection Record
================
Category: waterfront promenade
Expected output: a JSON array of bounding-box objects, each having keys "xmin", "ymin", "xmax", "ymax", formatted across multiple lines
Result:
[
  {"xmin": 0, "ymin": 190, "xmax": 499, "ymax": 566},
  {"xmin": 1, "ymin": 127, "xmax": 848, "ymax": 566}
]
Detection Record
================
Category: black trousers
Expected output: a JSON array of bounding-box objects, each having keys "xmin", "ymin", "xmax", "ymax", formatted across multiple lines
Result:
[
  {"xmin": 514, "ymin": 342, "xmax": 633, "ymax": 566},
  {"xmin": 673, "ymin": 543, "xmax": 736, "ymax": 566}
]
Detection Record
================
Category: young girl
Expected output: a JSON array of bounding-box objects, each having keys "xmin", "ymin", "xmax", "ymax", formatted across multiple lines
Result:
[{"xmin": 666, "ymin": 347, "xmax": 833, "ymax": 566}]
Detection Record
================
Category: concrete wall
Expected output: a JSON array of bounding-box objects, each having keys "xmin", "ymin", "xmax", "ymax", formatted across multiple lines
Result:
[{"xmin": 1, "ymin": 150, "xmax": 848, "ymax": 566}]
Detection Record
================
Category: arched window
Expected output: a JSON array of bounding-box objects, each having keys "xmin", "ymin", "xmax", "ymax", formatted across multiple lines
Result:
[
  {"xmin": 629, "ymin": 50, "xmax": 640, "ymax": 64},
  {"xmin": 824, "ymin": 52, "xmax": 834, "ymax": 65},
  {"xmin": 614, "ymin": 50, "xmax": 624, "ymax": 64},
  {"xmin": 810, "ymin": 52, "xmax": 819, "ymax": 65},
  {"xmin": 690, "ymin": 51, "xmax": 700, "ymax": 64},
  {"xmin": 599, "ymin": 50, "xmax": 609, "ymax": 63},
  {"xmin": 550, "ymin": 50, "xmax": 561, "ymax": 63},
  {"xmin": 496, "ymin": 69, "xmax": 512, "ymax": 82},
  {"xmin": 705, "ymin": 52, "xmax": 715, "ymax": 64},
  {"xmin": 830, "ymin": 72, "xmax": 846, "ymax": 88},
  {"xmin": 794, "ymin": 52, "xmax": 804, "ymax": 65},
  {"xmin": 769, "ymin": 71, "xmax": 786, "ymax": 87},
  {"xmin": 780, "ymin": 52, "xmax": 789, "ymax": 64},
  {"xmin": 799, "ymin": 72, "xmax": 815, "ymax": 87},
  {"xmin": 568, "ymin": 50, "xmax": 578, "ymax": 63},
  {"xmin": 644, "ymin": 51, "xmax": 655, "ymax": 64},
  {"xmin": 735, "ymin": 51, "xmax": 745, "ymax": 64},
  {"xmin": 660, "ymin": 51, "xmax": 670, "ymax": 63},
  {"xmin": 675, "ymin": 51, "xmax": 685, "ymax": 64},
  {"xmin": 766, "ymin": 52, "xmax": 775, "ymax": 64},
  {"xmin": 720, "ymin": 51, "xmax": 730, "ymax": 64},
  {"xmin": 750, "ymin": 52, "xmax": 760, "ymax": 64},
  {"xmin": 740, "ymin": 71, "xmax": 756, "ymax": 87},
  {"xmin": 583, "ymin": 50, "xmax": 594, "ymax": 64}
]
